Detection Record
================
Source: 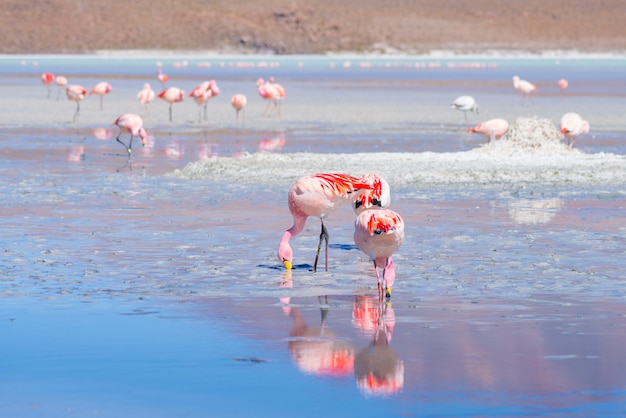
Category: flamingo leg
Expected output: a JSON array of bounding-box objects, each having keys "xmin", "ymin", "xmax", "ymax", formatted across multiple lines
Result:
[
  {"xmin": 373, "ymin": 260, "xmax": 384, "ymax": 301},
  {"xmin": 313, "ymin": 219, "xmax": 330, "ymax": 272},
  {"xmin": 116, "ymin": 133, "xmax": 131, "ymax": 155},
  {"xmin": 73, "ymin": 102, "xmax": 80, "ymax": 122},
  {"xmin": 203, "ymin": 103, "xmax": 208, "ymax": 121},
  {"xmin": 275, "ymin": 101, "xmax": 281, "ymax": 118},
  {"xmin": 100, "ymin": 96, "xmax": 104, "ymax": 111},
  {"xmin": 169, "ymin": 104, "xmax": 173, "ymax": 122}
]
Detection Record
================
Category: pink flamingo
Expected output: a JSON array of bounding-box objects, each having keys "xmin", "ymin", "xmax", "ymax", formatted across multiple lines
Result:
[
  {"xmin": 157, "ymin": 68, "xmax": 169, "ymax": 87},
  {"xmin": 65, "ymin": 84, "xmax": 87, "ymax": 122},
  {"xmin": 354, "ymin": 209, "xmax": 405, "ymax": 299},
  {"xmin": 189, "ymin": 80, "xmax": 219, "ymax": 121},
  {"xmin": 352, "ymin": 174, "xmax": 397, "ymax": 296},
  {"xmin": 278, "ymin": 173, "xmax": 373, "ymax": 272},
  {"xmin": 231, "ymin": 94, "xmax": 247, "ymax": 126},
  {"xmin": 353, "ymin": 174, "xmax": 391, "ymax": 215},
  {"xmin": 136, "ymin": 83, "xmax": 156, "ymax": 117},
  {"xmin": 560, "ymin": 112, "xmax": 590, "ymax": 147},
  {"xmin": 41, "ymin": 72, "xmax": 55, "ymax": 98},
  {"xmin": 55, "ymin": 75, "xmax": 67, "ymax": 100},
  {"xmin": 466, "ymin": 118, "xmax": 509, "ymax": 142},
  {"xmin": 112, "ymin": 113, "xmax": 148, "ymax": 156},
  {"xmin": 89, "ymin": 81, "xmax": 112, "ymax": 110},
  {"xmin": 512, "ymin": 75, "xmax": 537, "ymax": 104},
  {"xmin": 256, "ymin": 78, "xmax": 282, "ymax": 117},
  {"xmin": 269, "ymin": 76, "xmax": 287, "ymax": 111},
  {"xmin": 158, "ymin": 87, "xmax": 185, "ymax": 121}
]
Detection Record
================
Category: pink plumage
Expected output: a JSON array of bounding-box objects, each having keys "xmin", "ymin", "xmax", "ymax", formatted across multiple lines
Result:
[
  {"xmin": 65, "ymin": 84, "xmax": 87, "ymax": 122},
  {"xmin": 112, "ymin": 113, "xmax": 148, "ymax": 155},
  {"xmin": 466, "ymin": 118, "xmax": 509, "ymax": 142},
  {"xmin": 354, "ymin": 209, "xmax": 404, "ymax": 299},
  {"xmin": 278, "ymin": 173, "xmax": 373, "ymax": 272},
  {"xmin": 560, "ymin": 112, "xmax": 590, "ymax": 147},
  {"xmin": 158, "ymin": 87, "xmax": 185, "ymax": 121}
]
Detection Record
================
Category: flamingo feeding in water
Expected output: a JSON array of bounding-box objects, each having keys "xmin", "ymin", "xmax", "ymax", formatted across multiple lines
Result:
[
  {"xmin": 451, "ymin": 95, "xmax": 479, "ymax": 121},
  {"xmin": 354, "ymin": 208, "xmax": 405, "ymax": 299},
  {"xmin": 466, "ymin": 118, "xmax": 510, "ymax": 142},
  {"xmin": 231, "ymin": 94, "xmax": 247, "ymax": 126},
  {"xmin": 352, "ymin": 174, "xmax": 397, "ymax": 296},
  {"xmin": 353, "ymin": 174, "xmax": 391, "ymax": 215},
  {"xmin": 137, "ymin": 83, "xmax": 156, "ymax": 117},
  {"xmin": 41, "ymin": 72, "xmax": 55, "ymax": 98},
  {"xmin": 158, "ymin": 87, "xmax": 185, "ymax": 121},
  {"xmin": 89, "ymin": 81, "xmax": 113, "ymax": 110},
  {"xmin": 512, "ymin": 75, "xmax": 537, "ymax": 104},
  {"xmin": 65, "ymin": 84, "xmax": 87, "ymax": 122},
  {"xmin": 112, "ymin": 113, "xmax": 148, "ymax": 156},
  {"xmin": 278, "ymin": 173, "xmax": 373, "ymax": 272},
  {"xmin": 560, "ymin": 112, "xmax": 590, "ymax": 147}
]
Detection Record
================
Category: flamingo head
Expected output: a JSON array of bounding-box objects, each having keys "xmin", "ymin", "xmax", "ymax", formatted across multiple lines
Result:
[
  {"xmin": 138, "ymin": 128, "xmax": 148, "ymax": 146},
  {"xmin": 256, "ymin": 78, "xmax": 265, "ymax": 86},
  {"xmin": 278, "ymin": 231, "xmax": 293, "ymax": 270}
]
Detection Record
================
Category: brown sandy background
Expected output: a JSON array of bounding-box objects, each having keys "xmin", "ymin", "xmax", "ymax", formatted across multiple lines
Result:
[{"xmin": 2, "ymin": 0, "xmax": 625, "ymax": 54}]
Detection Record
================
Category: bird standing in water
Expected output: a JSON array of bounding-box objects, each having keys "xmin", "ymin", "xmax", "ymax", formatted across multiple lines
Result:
[
  {"xmin": 466, "ymin": 118, "xmax": 509, "ymax": 142},
  {"xmin": 278, "ymin": 173, "xmax": 373, "ymax": 272},
  {"xmin": 112, "ymin": 113, "xmax": 148, "ymax": 156},
  {"xmin": 231, "ymin": 94, "xmax": 247, "ymax": 127},
  {"xmin": 560, "ymin": 112, "xmax": 590, "ymax": 147},
  {"xmin": 137, "ymin": 83, "xmax": 155, "ymax": 117},
  {"xmin": 451, "ymin": 95, "xmax": 479, "ymax": 121},
  {"xmin": 512, "ymin": 75, "xmax": 537, "ymax": 105},
  {"xmin": 158, "ymin": 87, "xmax": 185, "ymax": 121},
  {"xmin": 65, "ymin": 84, "xmax": 87, "ymax": 122},
  {"xmin": 354, "ymin": 209, "xmax": 404, "ymax": 299},
  {"xmin": 89, "ymin": 81, "xmax": 112, "ymax": 110}
]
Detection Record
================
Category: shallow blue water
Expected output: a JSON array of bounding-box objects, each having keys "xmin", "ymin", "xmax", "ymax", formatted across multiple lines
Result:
[{"xmin": 1, "ymin": 54, "xmax": 626, "ymax": 417}]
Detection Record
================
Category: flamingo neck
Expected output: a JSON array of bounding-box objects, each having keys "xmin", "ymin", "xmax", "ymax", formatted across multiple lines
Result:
[{"xmin": 278, "ymin": 212, "xmax": 308, "ymax": 264}]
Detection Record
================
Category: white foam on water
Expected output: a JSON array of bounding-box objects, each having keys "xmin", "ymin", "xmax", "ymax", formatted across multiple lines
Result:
[{"xmin": 169, "ymin": 117, "xmax": 626, "ymax": 189}]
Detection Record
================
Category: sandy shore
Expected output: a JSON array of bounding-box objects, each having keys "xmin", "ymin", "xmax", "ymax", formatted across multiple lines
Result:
[{"xmin": 2, "ymin": 0, "xmax": 626, "ymax": 54}]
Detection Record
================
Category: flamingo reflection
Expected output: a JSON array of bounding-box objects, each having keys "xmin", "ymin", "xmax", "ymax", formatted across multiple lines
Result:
[
  {"xmin": 285, "ymin": 298, "xmax": 355, "ymax": 378},
  {"xmin": 66, "ymin": 145, "xmax": 85, "ymax": 162},
  {"xmin": 353, "ymin": 296, "xmax": 404, "ymax": 397},
  {"xmin": 258, "ymin": 137, "xmax": 286, "ymax": 152},
  {"xmin": 508, "ymin": 198, "xmax": 564, "ymax": 225}
]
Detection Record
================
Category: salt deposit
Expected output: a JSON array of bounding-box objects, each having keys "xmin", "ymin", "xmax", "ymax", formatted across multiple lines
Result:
[{"xmin": 170, "ymin": 117, "xmax": 626, "ymax": 189}]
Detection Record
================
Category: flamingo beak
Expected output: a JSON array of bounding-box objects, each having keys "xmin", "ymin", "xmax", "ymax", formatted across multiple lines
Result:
[
  {"xmin": 385, "ymin": 287, "xmax": 392, "ymax": 299},
  {"xmin": 283, "ymin": 260, "xmax": 293, "ymax": 270}
]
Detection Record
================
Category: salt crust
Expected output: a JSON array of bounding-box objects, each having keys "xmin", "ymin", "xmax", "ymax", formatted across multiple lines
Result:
[{"xmin": 169, "ymin": 117, "xmax": 626, "ymax": 188}]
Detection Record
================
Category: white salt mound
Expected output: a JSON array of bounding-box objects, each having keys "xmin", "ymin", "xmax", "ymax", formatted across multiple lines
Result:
[{"xmin": 169, "ymin": 117, "xmax": 626, "ymax": 189}]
